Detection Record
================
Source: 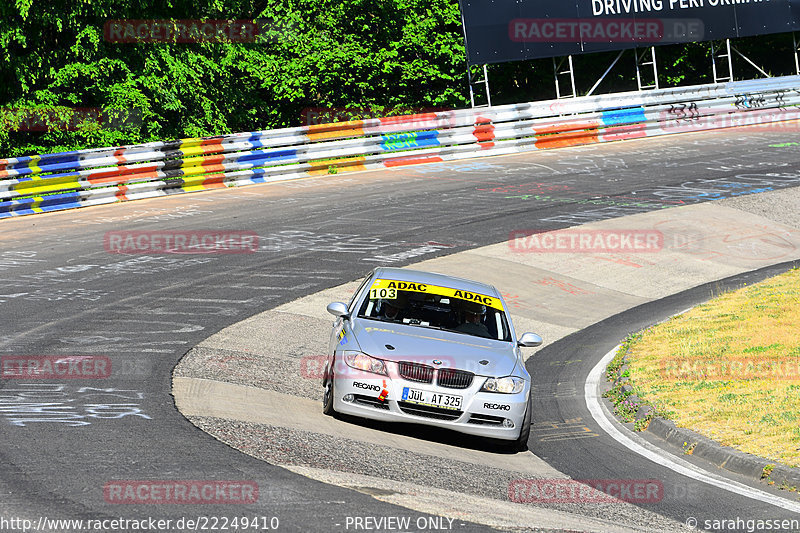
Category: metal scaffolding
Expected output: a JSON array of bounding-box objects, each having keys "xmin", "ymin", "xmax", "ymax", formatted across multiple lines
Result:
[
  {"xmin": 467, "ymin": 64, "xmax": 492, "ymax": 108},
  {"xmin": 795, "ymin": 33, "xmax": 800, "ymax": 75},
  {"xmin": 713, "ymin": 38, "xmax": 772, "ymax": 83},
  {"xmin": 553, "ymin": 56, "xmax": 577, "ymax": 99},
  {"xmin": 711, "ymin": 39, "xmax": 734, "ymax": 83},
  {"xmin": 466, "ymin": 36, "xmax": 787, "ymax": 107},
  {"xmin": 635, "ymin": 47, "xmax": 659, "ymax": 91}
]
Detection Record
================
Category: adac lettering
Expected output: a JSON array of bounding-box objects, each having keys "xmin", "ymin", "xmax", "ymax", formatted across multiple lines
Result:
[
  {"xmin": 386, "ymin": 281, "xmax": 427, "ymax": 292},
  {"xmin": 453, "ymin": 290, "xmax": 494, "ymax": 307}
]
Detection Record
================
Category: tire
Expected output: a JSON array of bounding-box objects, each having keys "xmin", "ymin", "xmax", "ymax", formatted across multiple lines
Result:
[
  {"xmin": 503, "ymin": 393, "xmax": 532, "ymax": 453},
  {"xmin": 322, "ymin": 359, "xmax": 336, "ymax": 416}
]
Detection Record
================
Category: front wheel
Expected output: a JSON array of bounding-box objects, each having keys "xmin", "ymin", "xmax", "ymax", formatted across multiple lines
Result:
[
  {"xmin": 322, "ymin": 364, "xmax": 336, "ymax": 416},
  {"xmin": 502, "ymin": 394, "xmax": 531, "ymax": 453}
]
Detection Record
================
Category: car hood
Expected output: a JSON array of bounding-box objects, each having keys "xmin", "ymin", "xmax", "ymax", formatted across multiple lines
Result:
[{"xmin": 351, "ymin": 319, "xmax": 519, "ymax": 377}]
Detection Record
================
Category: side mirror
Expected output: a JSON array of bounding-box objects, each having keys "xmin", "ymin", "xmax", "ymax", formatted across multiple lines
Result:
[
  {"xmin": 326, "ymin": 302, "xmax": 350, "ymax": 319},
  {"xmin": 517, "ymin": 332, "xmax": 543, "ymax": 347}
]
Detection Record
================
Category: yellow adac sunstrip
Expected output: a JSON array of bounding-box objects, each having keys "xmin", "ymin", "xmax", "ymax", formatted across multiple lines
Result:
[{"xmin": 368, "ymin": 279, "xmax": 504, "ymax": 311}]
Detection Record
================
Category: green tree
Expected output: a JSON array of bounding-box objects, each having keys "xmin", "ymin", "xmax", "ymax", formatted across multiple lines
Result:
[{"xmin": 0, "ymin": 0, "xmax": 469, "ymax": 158}]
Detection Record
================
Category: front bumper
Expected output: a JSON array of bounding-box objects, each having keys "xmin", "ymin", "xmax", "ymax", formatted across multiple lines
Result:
[{"xmin": 331, "ymin": 366, "xmax": 529, "ymax": 441}]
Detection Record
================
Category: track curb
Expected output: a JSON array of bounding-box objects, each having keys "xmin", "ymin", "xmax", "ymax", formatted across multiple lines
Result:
[{"xmin": 646, "ymin": 417, "xmax": 800, "ymax": 490}]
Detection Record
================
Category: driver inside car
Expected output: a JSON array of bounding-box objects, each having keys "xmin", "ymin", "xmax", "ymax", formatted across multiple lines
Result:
[
  {"xmin": 455, "ymin": 301, "xmax": 491, "ymax": 338},
  {"xmin": 377, "ymin": 293, "xmax": 408, "ymax": 321}
]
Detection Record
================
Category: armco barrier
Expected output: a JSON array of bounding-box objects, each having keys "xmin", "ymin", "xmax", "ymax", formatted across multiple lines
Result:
[{"xmin": 3, "ymin": 75, "xmax": 800, "ymax": 218}]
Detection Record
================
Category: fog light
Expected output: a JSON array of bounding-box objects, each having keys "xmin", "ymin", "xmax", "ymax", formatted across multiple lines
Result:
[
  {"xmin": 343, "ymin": 394, "xmax": 354, "ymax": 402},
  {"xmin": 503, "ymin": 419, "xmax": 515, "ymax": 428}
]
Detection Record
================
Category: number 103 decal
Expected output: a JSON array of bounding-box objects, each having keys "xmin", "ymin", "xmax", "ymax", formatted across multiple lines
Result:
[{"xmin": 370, "ymin": 287, "xmax": 397, "ymax": 299}]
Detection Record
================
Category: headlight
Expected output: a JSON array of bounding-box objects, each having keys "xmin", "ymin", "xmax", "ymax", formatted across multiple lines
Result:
[
  {"xmin": 343, "ymin": 351, "xmax": 387, "ymax": 376},
  {"xmin": 481, "ymin": 376, "xmax": 525, "ymax": 394}
]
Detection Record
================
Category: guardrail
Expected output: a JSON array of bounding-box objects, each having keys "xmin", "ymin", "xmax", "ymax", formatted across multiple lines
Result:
[{"xmin": 3, "ymin": 75, "xmax": 800, "ymax": 218}]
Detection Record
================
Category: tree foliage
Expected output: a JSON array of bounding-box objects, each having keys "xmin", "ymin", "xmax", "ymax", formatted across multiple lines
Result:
[{"xmin": 0, "ymin": 0, "xmax": 468, "ymax": 157}]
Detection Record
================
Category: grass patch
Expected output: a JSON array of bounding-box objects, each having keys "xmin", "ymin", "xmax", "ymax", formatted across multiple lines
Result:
[
  {"xmin": 613, "ymin": 267, "xmax": 800, "ymax": 467},
  {"xmin": 602, "ymin": 333, "xmax": 664, "ymax": 431}
]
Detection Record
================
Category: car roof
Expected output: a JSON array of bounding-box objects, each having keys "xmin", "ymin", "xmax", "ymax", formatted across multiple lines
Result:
[{"xmin": 371, "ymin": 267, "xmax": 501, "ymax": 298}]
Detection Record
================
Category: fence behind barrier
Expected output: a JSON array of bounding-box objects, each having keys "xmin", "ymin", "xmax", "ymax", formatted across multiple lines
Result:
[{"xmin": 2, "ymin": 76, "xmax": 800, "ymax": 218}]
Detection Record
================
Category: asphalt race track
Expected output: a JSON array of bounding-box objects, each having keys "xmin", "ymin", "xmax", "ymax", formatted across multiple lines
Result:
[{"xmin": 2, "ymin": 126, "xmax": 800, "ymax": 532}]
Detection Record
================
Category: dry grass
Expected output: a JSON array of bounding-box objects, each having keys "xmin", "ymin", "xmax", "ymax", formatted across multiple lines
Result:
[{"xmin": 626, "ymin": 267, "xmax": 800, "ymax": 467}]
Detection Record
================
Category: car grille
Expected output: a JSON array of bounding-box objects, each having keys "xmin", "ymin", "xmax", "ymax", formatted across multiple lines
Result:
[
  {"xmin": 398, "ymin": 361, "xmax": 434, "ymax": 383},
  {"xmin": 397, "ymin": 401, "xmax": 462, "ymax": 420},
  {"xmin": 437, "ymin": 368, "xmax": 474, "ymax": 389},
  {"xmin": 468, "ymin": 413, "xmax": 505, "ymax": 425},
  {"xmin": 352, "ymin": 394, "xmax": 389, "ymax": 410}
]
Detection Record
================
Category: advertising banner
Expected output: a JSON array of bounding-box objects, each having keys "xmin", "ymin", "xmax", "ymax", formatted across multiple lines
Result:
[{"xmin": 459, "ymin": 0, "xmax": 800, "ymax": 64}]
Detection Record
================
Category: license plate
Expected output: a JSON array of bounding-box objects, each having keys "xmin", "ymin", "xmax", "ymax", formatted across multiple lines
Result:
[{"xmin": 402, "ymin": 387, "xmax": 462, "ymax": 410}]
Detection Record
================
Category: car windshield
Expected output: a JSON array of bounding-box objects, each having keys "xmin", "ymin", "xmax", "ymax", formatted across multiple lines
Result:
[{"xmin": 356, "ymin": 278, "xmax": 512, "ymax": 341}]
